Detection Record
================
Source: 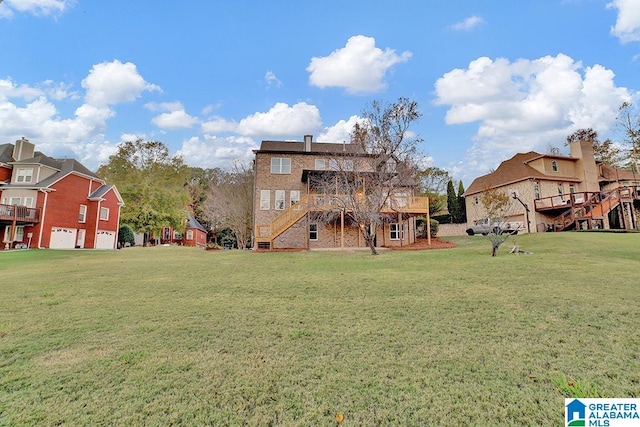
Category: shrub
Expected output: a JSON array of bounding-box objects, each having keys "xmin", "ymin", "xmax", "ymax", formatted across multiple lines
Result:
[
  {"xmin": 118, "ymin": 224, "xmax": 135, "ymax": 247},
  {"xmin": 430, "ymin": 219, "xmax": 439, "ymax": 237}
]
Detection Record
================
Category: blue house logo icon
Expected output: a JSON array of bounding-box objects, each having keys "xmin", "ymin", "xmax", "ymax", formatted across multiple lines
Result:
[{"xmin": 566, "ymin": 399, "xmax": 586, "ymax": 426}]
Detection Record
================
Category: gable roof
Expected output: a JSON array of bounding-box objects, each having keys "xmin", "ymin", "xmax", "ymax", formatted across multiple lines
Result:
[
  {"xmin": 186, "ymin": 214, "xmax": 207, "ymax": 232},
  {"xmin": 0, "ymin": 144, "xmax": 14, "ymax": 164},
  {"xmin": 89, "ymin": 184, "xmax": 125, "ymax": 205},
  {"xmin": 2, "ymin": 153, "xmax": 102, "ymax": 190},
  {"xmin": 465, "ymin": 151, "xmax": 580, "ymax": 196}
]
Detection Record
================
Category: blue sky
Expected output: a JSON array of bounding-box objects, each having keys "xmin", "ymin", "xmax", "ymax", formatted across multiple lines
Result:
[{"xmin": 1, "ymin": 0, "xmax": 639, "ymax": 184}]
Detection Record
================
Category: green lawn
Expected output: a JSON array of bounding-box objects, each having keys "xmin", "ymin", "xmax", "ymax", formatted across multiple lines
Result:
[{"xmin": 1, "ymin": 232, "xmax": 639, "ymax": 426}]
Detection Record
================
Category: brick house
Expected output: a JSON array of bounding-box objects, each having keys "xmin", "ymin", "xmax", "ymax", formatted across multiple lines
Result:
[
  {"xmin": 158, "ymin": 214, "xmax": 208, "ymax": 248},
  {"xmin": 464, "ymin": 138, "xmax": 640, "ymax": 233},
  {"xmin": 252, "ymin": 135, "xmax": 430, "ymax": 250},
  {"xmin": 0, "ymin": 138, "xmax": 123, "ymax": 249}
]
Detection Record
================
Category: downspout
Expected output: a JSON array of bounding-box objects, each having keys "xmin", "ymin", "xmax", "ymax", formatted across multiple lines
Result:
[
  {"xmin": 37, "ymin": 190, "xmax": 48, "ymax": 249},
  {"xmin": 94, "ymin": 199, "xmax": 101, "ymax": 249},
  {"xmin": 114, "ymin": 199, "xmax": 122, "ymax": 250}
]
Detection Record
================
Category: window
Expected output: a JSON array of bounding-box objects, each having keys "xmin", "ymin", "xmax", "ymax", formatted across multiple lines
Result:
[
  {"xmin": 275, "ymin": 190, "xmax": 285, "ymax": 210},
  {"xmin": 270, "ymin": 157, "xmax": 291, "ymax": 174},
  {"xmin": 390, "ymin": 223, "xmax": 405, "ymax": 240},
  {"xmin": 386, "ymin": 159, "xmax": 397, "ymax": 173},
  {"xmin": 315, "ymin": 159, "xmax": 326, "ymax": 170},
  {"xmin": 260, "ymin": 190, "xmax": 270, "ymax": 210},
  {"xmin": 78, "ymin": 205, "xmax": 87, "ymax": 223},
  {"xmin": 186, "ymin": 230, "xmax": 194, "ymax": 240},
  {"xmin": 329, "ymin": 159, "xmax": 339, "ymax": 171},
  {"xmin": 557, "ymin": 184, "xmax": 564, "ymax": 195},
  {"xmin": 474, "ymin": 197, "xmax": 479, "ymax": 205},
  {"xmin": 16, "ymin": 168, "xmax": 33, "ymax": 183},
  {"xmin": 569, "ymin": 184, "xmax": 576, "ymax": 194},
  {"xmin": 343, "ymin": 159, "xmax": 354, "ymax": 171},
  {"xmin": 309, "ymin": 223, "xmax": 318, "ymax": 241},
  {"xmin": 551, "ymin": 160, "xmax": 558, "ymax": 172},
  {"xmin": 4, "ymin": 225, "xmax": 25, "ymax": 242},
  {"xmin": 24, "ymin": 197, "xmax": 34, "ymax": 208},
  {"xmin": 99, "ymin": 207, "xmax": 109, "ymax": 220},
  {"xmin": 290, "ymin": 190, "xmax": 300, "ymax": 209},
  {"xmin": 9, "ymin": 197, "xmax": 21, "ymax": 206},
  {"xmin": 534, "ymin": 183, "xmax": 540, "ymax": 199}
]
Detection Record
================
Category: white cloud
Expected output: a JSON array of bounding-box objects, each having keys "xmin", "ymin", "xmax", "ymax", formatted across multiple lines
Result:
[
  {"xmin": 307, "ymin": 35, "xmax": 412, "ymax": 94},
  {"xmin": 236, "ymin": 102, "xmax": 322, "ymax": 137},
  {"xmin": 82, "ymin": 60, "xmax": 160, "ymax": 107},
  {"xmin": 450, "ymin": 16, "xmax": 485, "ymax": 31},
  {"xmin": 608, "ymin": 0, "xmax": 640, "ymax": 43},
  {"xmin": 0, "ymin": 0, "xmax": 73, "ymax": 18},
  {"xmin": 201, "ymin": 117, "xmax": 238, "ymax": 134},
  {"xmin": 177, "ymin": 135, "xmax": 258, "ymax": 169},
  {"xmin": 434, "ymin": 54, "xmax": 632, "ymax": 180},
  {"xmin": 0, "ymin": 77, "xmax": 42, "ymax": 101},
  {"xmin": 265, "ymin": 70, "xmax": 282, "ymax": 89},
  {"xmin": 152, "ymin": 109, "xmax": 198, "ymax": 130},
  {"xmin": 316, "ymin": 115, "xmax": 363, "ymax": 143}
]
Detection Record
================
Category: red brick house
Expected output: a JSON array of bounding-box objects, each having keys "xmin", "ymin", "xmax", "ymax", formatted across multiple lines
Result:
[
  {"xmin": 158, "ymin": 214, "xmax": 208, "ymax": 248},
  {"xmin": 0, "ymin": 138, "xmax": 123, "ymax": 249}
]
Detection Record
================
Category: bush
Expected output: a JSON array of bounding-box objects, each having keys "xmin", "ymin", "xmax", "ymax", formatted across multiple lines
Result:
[
  {"xmin": 118, "ymin": 224, "xmax": 135, "ymax": 248},
  {"xmin": 430, "ymin": 219, "xmax": 439, "ymax": 237}
]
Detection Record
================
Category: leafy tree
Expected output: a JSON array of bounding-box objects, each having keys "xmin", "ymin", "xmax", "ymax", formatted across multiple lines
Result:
[
  {"xmin": 566, "ymin": 128, "xmax": 625, "ymax": 167},
  {"xmin": 416, "ymin": 166, "xmax": 451, "ymax": 216},
  {"xmin": 187, "ymin": 167, "xmax": 224, "ymax": 235},
  {"xmin": 97, "ymin": 139, "xmax": 191, "ymax": 242},
  {"xmin": 202, "ymin": 162, "xmax": 253, "ymax": 249},
  {"xmin": 118, "ymin": 224, "xmax": 135, "ymax": 247},
  {"xmin": 312, "ymin": 97, "xmax": 423, "ymax": 255}
]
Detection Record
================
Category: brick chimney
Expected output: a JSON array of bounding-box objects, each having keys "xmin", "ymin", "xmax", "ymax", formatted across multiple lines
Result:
[{"xmin": 569, "ymin": 138, "xmax": 599, "ymax": 193}]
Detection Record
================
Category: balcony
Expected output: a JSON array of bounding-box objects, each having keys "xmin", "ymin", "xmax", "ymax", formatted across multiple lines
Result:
[{"xmin": 0, "ymin": 204, "xmax": 41, "ymax": 224}]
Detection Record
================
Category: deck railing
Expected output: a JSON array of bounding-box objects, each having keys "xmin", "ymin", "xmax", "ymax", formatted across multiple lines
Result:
[{"xmin": 0, "ymin": 204, "xmax": 41, "ymax": 223}]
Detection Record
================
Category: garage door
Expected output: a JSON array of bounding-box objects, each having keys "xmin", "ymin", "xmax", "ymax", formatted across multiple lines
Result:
[
  {"xmin": 49, "ymin": 227, "xmax": 77, "ymax": 249},
  {"xmin": 95, "ymin": 230, "xmax": 116, "ymax": 249}
]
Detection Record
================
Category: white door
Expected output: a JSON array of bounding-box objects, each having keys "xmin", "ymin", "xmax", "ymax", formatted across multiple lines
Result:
[
  {"xmin": 76, "ymin": 229, "xmax": 86, "ymax": 248},
  {"xmin": 95, "ymin": 230, "xmax": 115, "ymax": 249},
  {"xmin": 49, "ymin": 227, "xmax": 77, "ymax": 249}
]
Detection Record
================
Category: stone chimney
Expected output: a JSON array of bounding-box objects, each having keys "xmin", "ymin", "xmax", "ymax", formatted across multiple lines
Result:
[
  {"xmin": 13, "ymin": 137, "xmax": 35, "ymax": 161},
  {"xmin": 304, "ymin": 135, "xmax": 312, "ymax": 152},
  {"xmin": 569, "ymin": 138, "xmax": 599, "ymax": 193}
]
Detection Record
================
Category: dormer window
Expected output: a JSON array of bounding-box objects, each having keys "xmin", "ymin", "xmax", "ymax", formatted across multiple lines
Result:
[
  {"xmin": 17, "ymin": 168, "xmax": 33, "ymax": 183},
  {"xmin": 551, "ymin": 160, "xmax": 558, "ymax": 172}
]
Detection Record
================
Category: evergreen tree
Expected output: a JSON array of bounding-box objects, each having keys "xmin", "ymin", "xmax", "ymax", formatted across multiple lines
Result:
[
  {"xmin": 446, "ymin": 180, "xmax": 458, "ymax": 223},
  {"xmin": 457, "ymin": 180, "xmax": 467, "ymax": 223}
]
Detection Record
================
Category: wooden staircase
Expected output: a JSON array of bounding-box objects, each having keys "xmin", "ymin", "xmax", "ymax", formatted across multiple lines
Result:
[{"xmin": 551, "ymin": 189, "xmax": 624, "ymax": 231}]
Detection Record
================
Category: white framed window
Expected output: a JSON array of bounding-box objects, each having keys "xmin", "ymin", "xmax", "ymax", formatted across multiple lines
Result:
[
  {"xmin": 386, "ymin": 159, "xmax": 397, "ymax": 173},
  {"xmin": 275, "ymin": 190, "xmax": 285, "ymax": 210},
  {"xmin": 534, "ymin": 182, "xmax": 540, "ymax": 199},
  {"xmin": 24, "ymin": 197, "xmax": 34, "ymax": 208},
  {"xmin": 569, "ymin": 184, "xmax": 576, "ymax": 194},
  {"xmin": 173, "ymin": 231, "xmax": 182, "ymax": 240},
  {"xmin": 551, "ymin": 160, "xmax": 558, "ymax": 172},
  {"xmin": 260, "ymin": 190, "xmax": 270, "ymax": 210},
  {"xmin": 99, "ymin": 207, "xmax": 109, "ymax": 220},
  {"xmin": 9, "ymin": 197, "xmax": 21, "ymax": 206},
  {"xmin": 329, "ymin": 159, "xmax": 339, "ymax": 171},
  {"xmin": 186, "ymin": 230, "xmax": 194, "ymax": 240},
  {"xmin": 315, "ymin": 159, "xmax": 326, "ymax": 170},
  {"xmin": 290, "ymin": 190, "xmax": 300, "ymax": 209},
  {"xmin": 16, "ymin": 168, "xmax": 33, "ymax": 183},
  {"xmin": 390, "ymin": 223, "xmax": 405, "ymax": 240},
  {"xmin": 474, "ymin": 197, "xmax": 479, "ymax": 205},
  {"xmin": 4, "ymin": 225, "xmax": 25, "ymax": 242},
  {"xmin": 78, "ymin": 205, "xmax": 87, "ymax": 223},
  {"xmin": 343, "ymin": 159, "xmax": 354, "ymax": 171},
  {"xmin": 557, "ymin": 184, "xmax": 564, "ymax": 195},
  {"xmin": 309, "ymin": 223, "xmax": 318, "ymax": 241},
  {"xmin": 270, "ymin": 157, "xmax": 291, "ymax": 174}
]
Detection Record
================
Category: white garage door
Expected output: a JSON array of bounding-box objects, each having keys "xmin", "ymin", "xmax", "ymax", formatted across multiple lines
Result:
[
  {"xmin": 49, "ymin": 227, "xmax": 77, "ymax": 249},
  {"xmin": 95, "ymin": 230, "xmax": 116, "ymax": 249}
]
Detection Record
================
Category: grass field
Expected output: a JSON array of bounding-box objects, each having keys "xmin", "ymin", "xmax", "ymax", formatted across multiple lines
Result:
[{"xmin": 1, "ymin": 232, "xmax": 639, "ymax": 426}]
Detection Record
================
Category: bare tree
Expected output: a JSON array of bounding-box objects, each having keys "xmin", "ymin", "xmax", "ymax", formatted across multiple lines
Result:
[
  {"xmin": 203, "ymin": 162, "xmax": 254, "ymax": 249},
  {"xmin": 477, "ymin": 187, "xmax": 514, "ymax": 256},
  {"xmin": 617, "ymin": 102, "xmax": 640, "ymax": 172},
  {"xmin": 311, "ymin": 98, "xmax": 423, "ymax": 255}
]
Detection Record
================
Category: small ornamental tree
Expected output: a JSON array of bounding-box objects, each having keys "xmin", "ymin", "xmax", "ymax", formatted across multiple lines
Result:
[
  {"xmin": 478, "ymin": 187, "xmax": 513, "ymax": 256},
  {"xmin": 118, "ymin": 224, "xmax": 135, "ymax": 248}
]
